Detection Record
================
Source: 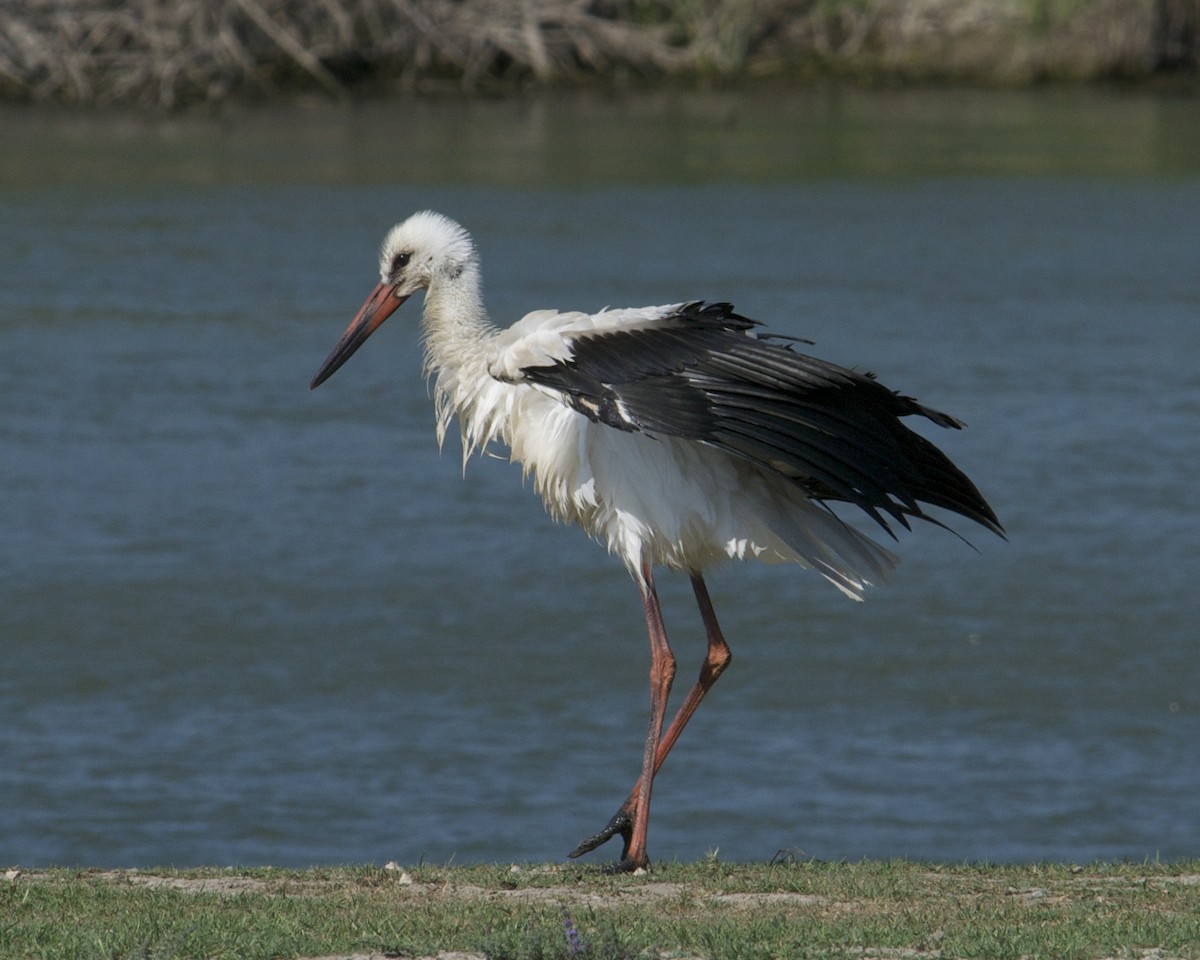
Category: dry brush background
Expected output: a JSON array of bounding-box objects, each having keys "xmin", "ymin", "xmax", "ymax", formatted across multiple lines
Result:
[{"xmin": 0, "ymin": 0, "xmax": 1196, "ymax": 109}]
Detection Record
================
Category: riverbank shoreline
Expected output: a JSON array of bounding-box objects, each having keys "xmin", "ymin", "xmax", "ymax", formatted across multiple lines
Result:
[
  {"xmin": 6, "ymin": 861, "xmax": 1200, "ymax": 959},
  {"xmin": 2, "ymin": 0, "xmax": 1197, "ymax": 110}
]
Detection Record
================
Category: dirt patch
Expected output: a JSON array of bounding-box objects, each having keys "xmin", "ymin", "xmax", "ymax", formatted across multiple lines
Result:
[
  {"xmin": 89, "ymin": 870, "xmax": 278, "ymax": 896},
  {"xmin": 376, "ymin": 878, "xmax": 833, "ymax": 911},
  {"xmin": 300, "ymin": 954, "xmax": 485, "ymax": 960},
  {"xmin": 710, "ymin": 890, "xmax": 831, "ymax": 908}
]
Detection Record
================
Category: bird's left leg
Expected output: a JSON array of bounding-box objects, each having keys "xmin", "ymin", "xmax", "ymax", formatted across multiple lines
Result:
[
  {"xmin": 569, "ymin": 573, "xmax": 731, "ymax": 865},
  {"xmin": 612, "ymin": 564, "xmax": 676, "ymax": 871}
]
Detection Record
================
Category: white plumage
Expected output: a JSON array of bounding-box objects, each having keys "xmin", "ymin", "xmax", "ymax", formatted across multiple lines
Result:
[{"xmin": 311, "ymin": 210, "xmax": 1002, "ymax": 871}]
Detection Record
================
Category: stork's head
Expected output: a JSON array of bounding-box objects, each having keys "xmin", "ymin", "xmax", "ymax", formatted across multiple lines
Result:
[{"xmin": 310, "ymin": 211, "xmax": 475, "ymax": 389}]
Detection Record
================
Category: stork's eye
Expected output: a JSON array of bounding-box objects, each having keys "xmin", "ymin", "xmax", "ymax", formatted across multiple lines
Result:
[{"xmin": 391, "ymin": 252, "xmax": 411, "ymax": 275}]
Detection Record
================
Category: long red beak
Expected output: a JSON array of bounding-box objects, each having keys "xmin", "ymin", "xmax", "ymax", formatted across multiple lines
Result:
[{"xmin": 310, "ymin": 282, "xmax": 409, "ymax": 390}]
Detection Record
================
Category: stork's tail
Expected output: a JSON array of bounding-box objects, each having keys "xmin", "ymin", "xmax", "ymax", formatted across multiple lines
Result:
[{"xmin": 764, "ymin": 496, "xmax": 899, "ymax": 601}]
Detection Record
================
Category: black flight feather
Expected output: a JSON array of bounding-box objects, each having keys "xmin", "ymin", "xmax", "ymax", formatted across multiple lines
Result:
[{"xmin": 517, "ymin": 301, "xmax": 1004, "ymax": 539}]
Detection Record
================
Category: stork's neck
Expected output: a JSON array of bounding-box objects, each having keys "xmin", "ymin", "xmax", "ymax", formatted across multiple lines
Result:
[
  {"xmin": 420, "ymin": 262, "xmax": 500, "ymax": 451},
  {"xmin": 421, "ymin": 259, "xmax": 495, "ymax": 363}
]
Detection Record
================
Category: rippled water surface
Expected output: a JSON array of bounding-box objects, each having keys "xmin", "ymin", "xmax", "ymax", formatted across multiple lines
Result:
[{"xmin": 2, "ymin": 89, "xmax": 1198, "ymax": 867}]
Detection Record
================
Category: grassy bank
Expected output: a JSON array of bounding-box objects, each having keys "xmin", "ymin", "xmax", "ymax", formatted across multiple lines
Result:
[
  {"xmin": 1, "ymin": 0, "xmax": 1197, "ymax": 109},
  {"xmin": 5, "ymin": 859, "xmax": 1200, "ymax": 959}
]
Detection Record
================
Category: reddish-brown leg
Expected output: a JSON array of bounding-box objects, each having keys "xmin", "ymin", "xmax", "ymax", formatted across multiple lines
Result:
[
  {"xmin": 569, "ymin": 573, "xmax": 732, "ymax": 866},
  {"xmin": 620, "ymin": 563, "xmax": 676, "ymax": 871}
]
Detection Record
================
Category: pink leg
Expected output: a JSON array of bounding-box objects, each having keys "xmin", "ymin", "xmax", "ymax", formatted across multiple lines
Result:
[
  {"xmin": 570, "ymin": 573, "xmax": 732, "ymax": 867},
  {"xmin": 621, "ymin": 563, "xmax": 676, "ymax": 870}
]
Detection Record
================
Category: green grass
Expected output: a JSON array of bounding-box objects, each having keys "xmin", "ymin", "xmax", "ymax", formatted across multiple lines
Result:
[{"xmin": 4, "ymin": 859, "xmax": 1200, "ymax": 960}]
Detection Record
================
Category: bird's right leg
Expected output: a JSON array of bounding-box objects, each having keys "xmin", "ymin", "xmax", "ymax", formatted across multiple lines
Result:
[
  {"xmin": 569, "ymin": 573, "xmax": 731, "ymax": 864},
  {"xmin": 570, "ymin": 564, "xmax": 676, "ymax": 871},
  {"xmin": 620, "ymin": 564, "xmax": 676, "ymax": 871}
]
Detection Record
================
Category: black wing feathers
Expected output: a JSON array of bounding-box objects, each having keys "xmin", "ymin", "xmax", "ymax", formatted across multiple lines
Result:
[{"xmin": 519, "ymin": 301, "xmax": 1003, "ymax": 538}]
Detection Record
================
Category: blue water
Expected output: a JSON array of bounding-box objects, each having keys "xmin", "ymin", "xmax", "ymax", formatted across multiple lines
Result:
[{"xmin": 2, "ymin": 92, "xmax": 1199, "ymax": 868}]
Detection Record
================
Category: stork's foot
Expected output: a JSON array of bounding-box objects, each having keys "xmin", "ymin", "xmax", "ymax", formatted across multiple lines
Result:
[
  {"xmin": 603, "ymin": 855, "xmax": 651, "ymax": 874},
  {"xmin": 567, "ymin": 810, "xmax": 633, "ymax": 860}
]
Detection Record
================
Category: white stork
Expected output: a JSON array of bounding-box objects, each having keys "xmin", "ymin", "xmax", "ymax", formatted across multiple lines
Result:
[{"xmin": 310, "ymin": 210, "xmax": 1003, "ymax": 871}]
